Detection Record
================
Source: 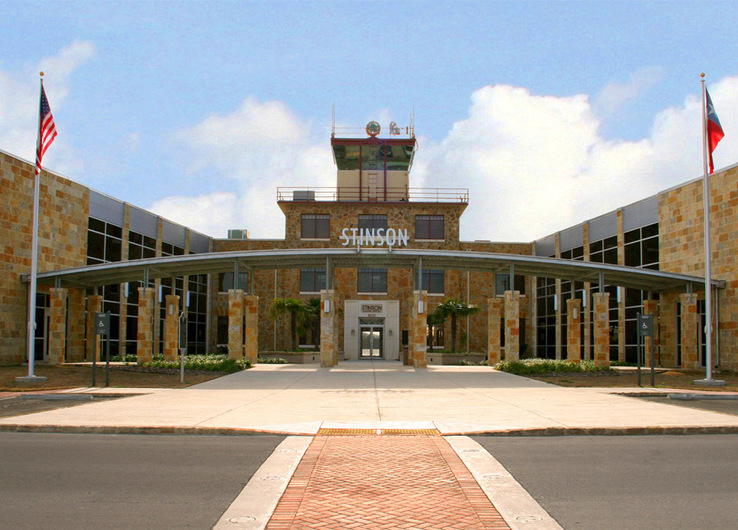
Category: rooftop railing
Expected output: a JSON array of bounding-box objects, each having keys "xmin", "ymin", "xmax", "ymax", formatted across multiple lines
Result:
[{"xmin": 277, "ymin": 187, "xmax": 469, "ymax": 204}]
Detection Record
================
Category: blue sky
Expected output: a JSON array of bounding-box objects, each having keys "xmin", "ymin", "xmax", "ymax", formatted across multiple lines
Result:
[{"xmin": 2, "ymin": 1, "xmax": 737, "ymax": 241}]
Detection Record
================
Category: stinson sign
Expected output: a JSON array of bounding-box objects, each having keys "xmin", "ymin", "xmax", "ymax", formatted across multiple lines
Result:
[{"xmin": 340, "ymin": 228, "xmax": 409, "ymax": 248}]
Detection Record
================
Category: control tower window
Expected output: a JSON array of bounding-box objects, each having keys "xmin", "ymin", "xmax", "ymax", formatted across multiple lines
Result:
[{"xmin": 301, "ymin": 214, "xmax": 330, "ymax": 239}]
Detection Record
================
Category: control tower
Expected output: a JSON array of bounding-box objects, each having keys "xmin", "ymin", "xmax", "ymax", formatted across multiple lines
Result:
[{"xmin": 331, "ymin": 120, "xmax": 417, "ymax": 202}]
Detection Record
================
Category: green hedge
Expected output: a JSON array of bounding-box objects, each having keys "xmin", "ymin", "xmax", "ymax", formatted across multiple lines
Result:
[
  {"xmin": 142, "ymin": 354, "xmax": 251, "ymax": 373},
  {"xmin": 494, "ymin": 358, "xmax": 609, "ymax": 375}
]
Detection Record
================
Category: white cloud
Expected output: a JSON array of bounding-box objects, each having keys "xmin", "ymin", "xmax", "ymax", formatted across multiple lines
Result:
[
  {"xmin": 148, "ymin": 192, "xmax": 239, "ymax": 237},
  {"xmin": 415, "ymin": 76, "xmax": 738, "ymax": 242},
  {"xmin": 152, "ymin": 97, "xmax": 334, "ymax": 238},
  {"xmin": 595, "ymin": 66, "xmax": 665, "ymax": 117},
  {"xmin": 0, "ymin": 40, "xmax": 95, "ymax": 172}
]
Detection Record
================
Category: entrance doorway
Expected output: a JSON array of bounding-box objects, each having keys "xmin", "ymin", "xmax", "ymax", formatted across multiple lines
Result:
[{"xmin": 359, "ymin": 318, "xmax": 384, "ymax": 359}]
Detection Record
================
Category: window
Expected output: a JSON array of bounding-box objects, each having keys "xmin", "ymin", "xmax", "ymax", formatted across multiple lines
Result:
[
  {"xmin": 359, "ymin": 214, "xmax": 388, "ymax": 231},
  {"xmin": 589, "ymin": 237, "xmax": 617, "ymax": 265},
  {"xmin": 301, "ymin": 214, "xmax": 330, "ymax": 239},
  {"xmin": 87, "ymin": 218, "xmax": 123, "ymax": 265},
  {"xmin": 415, "ymin": 215, "xmax": 444, "ymax": 240},
  {"xmin": 219, "ymin": 272, "xmax": 249, "ymax": 292},
  {"xmin": 300, "ymin": 268, "xmax": 326, "ymax": 293},
  {"xmin": 536, "ymin": 276, "xmax": 556, "ymax": 359},
  {"xmin": 495, "ymin": 273, "xmax": 525, "ymax": 295},
  {"xmin": 415, "ymin": 269, "xmax": 444, "ymax": 294},
  {"xmin": 625, "ymin": 224, "xmax": 659, "ymax": 269},
  {"xmin": 358, "ymin": 268, "xmax": 387, "ymax": 293}
]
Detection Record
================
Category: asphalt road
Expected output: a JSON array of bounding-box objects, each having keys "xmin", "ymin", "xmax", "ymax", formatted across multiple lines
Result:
[
  {"xmin": 0, "ymin": 432, "xmax": 285, "ymax": 529},
  {"xmin": 474, "ymin": 434, "xmax": 738, "ymax": 530}
]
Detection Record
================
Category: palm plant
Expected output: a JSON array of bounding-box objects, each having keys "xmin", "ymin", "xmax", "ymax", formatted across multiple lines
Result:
[
  {"xmin": 429, "ymin": 298, "xmax": 481, "ymax": 352},
  {"xmin": 269, "ymin": 298, "xmax": 305, "ymax": 350}
]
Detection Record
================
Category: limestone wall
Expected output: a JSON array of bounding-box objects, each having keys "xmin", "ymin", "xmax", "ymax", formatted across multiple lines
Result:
[
  {"xmin": 659, "ymin": 166, "xmax": 738, "ymax": 370},
  {"xmin": 0, "ymin": 153, "xmax": 88, "ymax": 364}
]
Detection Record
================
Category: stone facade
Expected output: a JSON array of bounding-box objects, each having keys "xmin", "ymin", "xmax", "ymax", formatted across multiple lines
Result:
[
  {"xmin": 659, "ymin": 166, "xmax": 738, "ymax": 370},
  {"xmin": 0, "ymin": 153, "xmax": 88, "ymax": 364}
]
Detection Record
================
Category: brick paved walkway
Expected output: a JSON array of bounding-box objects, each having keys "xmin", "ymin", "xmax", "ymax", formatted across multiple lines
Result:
[{"xmin": 266, "ymin": 434, "xmax": 510, "ymax": 529}]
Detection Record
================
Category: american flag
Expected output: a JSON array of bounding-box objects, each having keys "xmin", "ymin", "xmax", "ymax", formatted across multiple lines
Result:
[{"xmin": 35, "ymin": 83, "xmax": 57, "ymax": 175}]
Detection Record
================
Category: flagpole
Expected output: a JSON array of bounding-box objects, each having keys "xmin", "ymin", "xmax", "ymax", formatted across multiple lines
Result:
[
  {"xmin": 17, "ymin": 73, "xmax": 49, "ymax": 383},
  {"xmin": 695, "ymin": 73, "xmax": 724, "ymax": 387}
]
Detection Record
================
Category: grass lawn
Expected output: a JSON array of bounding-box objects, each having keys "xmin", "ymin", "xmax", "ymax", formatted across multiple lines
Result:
[
  {"xmin": 529, "ymin": 368, "xmax": 738, "ymax": 392},
  {"xmin": 1, "ymin": 364, "xmax": 225, "ymax": 392}
]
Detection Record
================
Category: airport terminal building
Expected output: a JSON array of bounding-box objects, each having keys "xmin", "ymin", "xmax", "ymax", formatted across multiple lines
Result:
[{"xmin": 1, "ymin": 122, "xmax": 736, "ymax": 371}]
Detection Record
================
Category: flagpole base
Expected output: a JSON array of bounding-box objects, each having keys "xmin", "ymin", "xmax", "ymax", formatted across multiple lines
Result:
[
  {"xmin": 15, "ymin": 375, "xmax": 48, "ymax": 384},
  {"xmin": 693, "ymin": 378, "xmax": 726, "ymax": 387}
]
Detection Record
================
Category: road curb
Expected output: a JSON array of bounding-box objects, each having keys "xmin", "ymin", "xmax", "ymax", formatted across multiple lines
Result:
[{"xmin": 2, "ymin": 423, "xmax": 738, "ymax": 436}]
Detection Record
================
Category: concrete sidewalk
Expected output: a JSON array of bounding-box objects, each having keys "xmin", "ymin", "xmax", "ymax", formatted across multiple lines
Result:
[{"xmin": 2, "ymin": 362, "xmax": 737, "ymax": 435}]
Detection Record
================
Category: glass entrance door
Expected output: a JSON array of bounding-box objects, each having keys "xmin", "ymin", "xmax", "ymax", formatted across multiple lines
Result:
[{"xmin": 360, "ymin": 326, "xmax": 383, "ymax": 359}]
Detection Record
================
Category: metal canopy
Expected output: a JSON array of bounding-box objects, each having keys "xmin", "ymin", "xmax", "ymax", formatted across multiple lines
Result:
[{"xmin": 29, "ymin": 247, "xmax": 723, "ymax": 292}]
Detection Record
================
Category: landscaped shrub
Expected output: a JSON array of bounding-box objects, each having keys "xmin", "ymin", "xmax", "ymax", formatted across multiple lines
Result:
[
  {"xmin": 141, "ymin": 354, "xmax": 251, "ymax": 373},
  {"xmin": 494, "ymin": 358, "xmax": 609, "ymax": 375},
  {"xmin": 257, "ymin": 357, "xmax": 289, "ymax": 364}
]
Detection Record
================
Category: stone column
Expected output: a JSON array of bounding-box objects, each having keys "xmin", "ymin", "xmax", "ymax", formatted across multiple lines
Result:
[
  {"xmin": 320, "ymin": 290, "xmax": 337, "ymax": 368},
  {"xmin": 137, "ymin": 287, "xmax": 155, "ymax": 363},
  {"xmin": 409, "ymin": 290, "xmax": 428, "ymax": 368},
  {"xmin": 643, "ymin": 299, "xmax": 659, "ymax": 368},
  {"xmin": 592, "ymin": 292, "xmax": 610, "ymax": 368},
  {"xmin": 86, "ymin": 294, "xmax": 103, "ymax": 361},
  {"xmin": 228, "ymin": 289, "xmax": 245, "ymax": 360},
  {"xmin": 48, "ymin": 288, "xmax": 68, "ymax": 365},
  {"xmin": 244, "ymin": 295, "xmax": 259, "ymax": 364},
  {"xmin": 504, "ymin": 291, "xmax": 520, "ymax": 361},
  {"xmin": 680, "ymin": 293, "xmax": 699, "ymax": 370},
  {"xmin": 566, "ymin": 298, "xmax": 582, "ymax": 362},
  {"xmin": 487, "ymin": 298, "xmax": 503, "ymax": 365},
  {"xmin": 164, "ymin": 294, "xmax": 180, "ymax": 361}
]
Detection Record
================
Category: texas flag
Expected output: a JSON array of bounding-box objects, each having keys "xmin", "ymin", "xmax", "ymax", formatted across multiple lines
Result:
[{"xmin": 706, "ymin": 89, "xmax": 725, "ymax": 174}]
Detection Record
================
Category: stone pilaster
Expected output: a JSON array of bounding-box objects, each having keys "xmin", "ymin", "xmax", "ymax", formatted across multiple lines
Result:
[
  {"xmin": 592, "ymin": 292, "xmax": 610, "ymax": 368},
  {"xmin": 320, "ymin": 290, "xmax": 337, "ymax": 368},
  {"xmin": 643, "ymin": 299, "xmax": 659, "ymax": 367},
  {"xmin": 504, "ymin": 291, "xmax": 520, "ymax": 361},
  {"xmin": 47, "ymin": 288, "xmax": 68, "ymax": 365},
  {"xmin": 228, "ymin": 289, "xmax": 245, "ymax": 360},
  {"xmin": 409, "ymin": 290, "xmax": 428, "ymax": 368},
  {"xmin": 566, "ymin": 298, "xmax": 582, "ymax": 362},
  {"xmin": 487, "ymin": 298, "xmax": 502, "ymax": 365},
  {"xmin": 680, "ymin": 293, "xmax": 699, "ymax": 370},
  {"xmin": 137, "ymin": 287, "xmax": 155, "ymax": 363},
  {"xmin": 86, "ymin": 294, "xmax": 103, "ymax": 361},
  {"xmin": 164, "ymin": 294, "xmax": 180, "ymax": 361},
  {"xmin": 244, "ymin": 295, "xmax": 259, "ymax": 364}
]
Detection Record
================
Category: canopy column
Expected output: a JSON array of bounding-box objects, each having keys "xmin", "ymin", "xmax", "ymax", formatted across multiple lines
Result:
[
  {"xmin": 504, "ymin": 290, "xmax": 520, "ymax": 361},
  {"xmin": 164, "ymin": 294, "xmax": 180, "ymax": 361},
  {"xmin": 228, "ymin": 289, "xmax": 245, "ymax": 360},
  {"xmin": 680, "ymin": 293, "xmax": 699, "ymax": 370},
  {"xmin": 244, "ymin": 295, "xmax": 259, "ymax": 364},
  {"xmin": 409, "ymin": 290, "xmax": 428, "ymax": 368},
  {"xmin": 320, "ymin": 289, "xmax": 338, "ymax": 367},
  {"xmin": 48, "ymin": 288, "xmax": 68, "ymax": 365},
  {"xmin": 136, "ymin": 287, "xmax": 156, "ymax": 363},
  {"xmin": 487, "ymin": 297, "xmax": 503, "ymax": 365},
  {"xmin": 592, "ymin": 292, "xmax": 610, "ymax": 368}
]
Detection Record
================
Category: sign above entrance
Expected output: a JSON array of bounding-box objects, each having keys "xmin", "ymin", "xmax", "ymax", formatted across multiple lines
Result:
[{"xmin": 340, "ymin": 228, "xmax": 408, "ymax": 249}]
